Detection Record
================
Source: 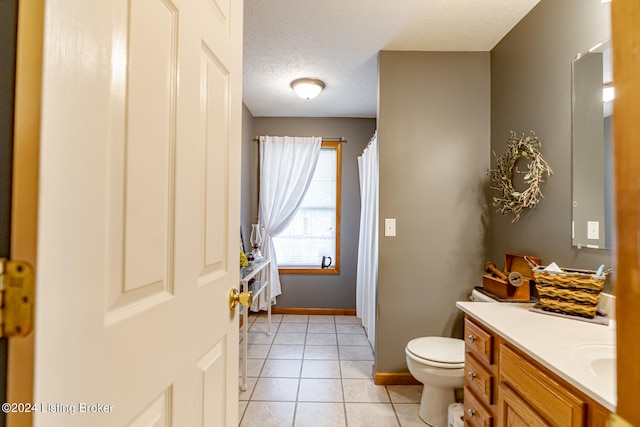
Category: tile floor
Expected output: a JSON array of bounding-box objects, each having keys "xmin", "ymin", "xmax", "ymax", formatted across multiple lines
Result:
[{"xmin": 238, "ymin": 313, "xmax": 428, "ymax": 427}]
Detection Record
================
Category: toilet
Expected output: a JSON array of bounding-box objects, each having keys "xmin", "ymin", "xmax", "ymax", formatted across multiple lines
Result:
[{"xmin": 405, "ymin": 336, "xmax": 465, "ymax": 427}]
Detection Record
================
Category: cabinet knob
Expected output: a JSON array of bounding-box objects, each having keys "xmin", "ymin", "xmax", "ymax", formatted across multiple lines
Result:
[
  {"xmin": 467, "ymin": 335, "xmax": 476, "ymax": 344},
  {"xmin": 467, "ymin": 371, "xmax": 476, "ymax": 380},
  {"xmin": 467, "ymin": 408, "xmax": 475, "ymax": 417}
]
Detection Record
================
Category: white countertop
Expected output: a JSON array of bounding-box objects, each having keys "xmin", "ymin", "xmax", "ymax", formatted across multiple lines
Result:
[{"xmin": 456, "ymin": 301, "xmax": 616, "ymax": 412}]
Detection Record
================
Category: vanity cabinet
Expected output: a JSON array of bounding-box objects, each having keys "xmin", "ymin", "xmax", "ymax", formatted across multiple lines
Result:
[
  {"xmin": 463, "ymin": 315, "xmax": 610, "ymax": 427},
  {"xmin": 463, "ymin": 318, "xmax": 497, "ymax": 427}
]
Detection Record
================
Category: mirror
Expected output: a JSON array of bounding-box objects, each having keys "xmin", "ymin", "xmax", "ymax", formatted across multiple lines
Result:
[{"xmin": 572, "ymin": 39, "xmax": 614, "ymax": 250}]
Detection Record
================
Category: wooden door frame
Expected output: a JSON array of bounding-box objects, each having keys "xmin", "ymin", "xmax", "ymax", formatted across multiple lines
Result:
[
  {"xmin": 5, "ymin": 1, "xmax": 44, "ymax": 426},
  {"xmin": 612, "ymin": 1, "xmax": 640, "ymax": 426}
]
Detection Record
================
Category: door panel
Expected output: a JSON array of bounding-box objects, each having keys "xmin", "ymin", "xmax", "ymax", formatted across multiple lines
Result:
[
  {"xmin": 127, "ymin": 390, "xmax": 171, "ymax": 427},
  {"xmin": 9, "ymin": 0, "xmax": 243, "ymax": 425},
  {"xmin": 124, "ymin": 0, "xmax": 177, "ymax": 294},
  {"xmin": 107, "ymin": 0, "xmax": 178, "ymax": 319},
  {"xmin": 201, "ymin": 46, "xmax": 230, "ymax": 274},
  {"xmin": 207, "ymin": 0, "xmax": 231, "ymax": 29},
  {"xmin": 197, "ymin": 341, "xmax": 228, "ymax": 426}
]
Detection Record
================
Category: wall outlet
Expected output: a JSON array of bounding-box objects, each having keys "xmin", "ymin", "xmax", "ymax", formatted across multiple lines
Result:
[
  {"xmin": 384, "ymin": 218, "xmax": 396, "ymax": 237},
  {"xmin": 587, "ymin": 221, "xmax": 599, "ymax": 240}
]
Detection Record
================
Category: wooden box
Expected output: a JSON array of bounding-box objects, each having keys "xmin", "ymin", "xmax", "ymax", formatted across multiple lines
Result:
[{"xmin": 482, "ymin": 253, "xmax": 541, "ymax": 300}]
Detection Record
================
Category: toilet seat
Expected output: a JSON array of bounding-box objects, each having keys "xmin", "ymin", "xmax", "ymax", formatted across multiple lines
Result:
[{"xmin": 406, "ymin": 337, "xmax": 465, "ymax": 369}]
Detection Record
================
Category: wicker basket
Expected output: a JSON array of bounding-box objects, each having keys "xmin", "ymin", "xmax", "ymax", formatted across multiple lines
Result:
[{"xmin": 532, "ymin": 267, "xmax": 607, "ymax": 318}]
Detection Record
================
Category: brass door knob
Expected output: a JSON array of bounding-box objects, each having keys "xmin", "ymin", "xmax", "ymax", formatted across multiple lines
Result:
[{"xmin": 229, "ymin": 288, "xmax": 253, "ymax": 310}]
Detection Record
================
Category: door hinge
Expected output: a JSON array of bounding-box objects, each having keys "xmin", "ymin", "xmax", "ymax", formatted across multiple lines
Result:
[{"xmin": 0, "ymin": 258, "xmax": 34, "ymax": 337}]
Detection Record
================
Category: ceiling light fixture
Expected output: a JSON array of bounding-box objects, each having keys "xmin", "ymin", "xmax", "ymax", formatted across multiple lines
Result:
[{"xmin": 290, "ymin": 78, "xmax": 325, "ymax": 100}]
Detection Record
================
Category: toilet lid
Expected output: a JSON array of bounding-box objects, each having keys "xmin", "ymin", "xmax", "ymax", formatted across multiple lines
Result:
[{"xmin": 406, "ymin": 337, "xmax": 465, "ymax": 366}]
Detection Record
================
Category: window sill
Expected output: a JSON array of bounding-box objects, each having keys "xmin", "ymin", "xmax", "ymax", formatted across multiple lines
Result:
[{"xmin": 278, "ymin": 267, "xmax": 340, "ymax": 275}]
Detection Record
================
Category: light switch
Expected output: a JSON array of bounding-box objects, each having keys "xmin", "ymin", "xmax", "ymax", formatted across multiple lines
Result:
[
  {"xmin": 587, "ymin": 221, "xmax": 599, "ymax": 240},
  {"xmin": 384, "ymin": 218, "xmax": 396, "ymax": 237}
]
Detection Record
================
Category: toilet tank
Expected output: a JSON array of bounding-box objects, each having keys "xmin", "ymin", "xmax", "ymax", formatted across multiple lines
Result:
[{"xmin": 470, "ymin": 288, "xmax": 500, "ymax": 302}]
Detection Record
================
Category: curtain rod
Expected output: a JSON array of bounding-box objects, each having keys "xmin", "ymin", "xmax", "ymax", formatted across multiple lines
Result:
[{"xmin": 253, "ymin": 136, "xmax": 347, "ymax": 143}]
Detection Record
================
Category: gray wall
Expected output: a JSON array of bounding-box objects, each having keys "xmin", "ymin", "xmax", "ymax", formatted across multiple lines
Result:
[
  {"xmin": 490, "ymin": 0, "xmax": 612, "ymax": 288},
  {"xmin": 376, "ymin": 51, "xmax": 491, "ymax": 372},
  {"xmin": 240, "ymin": 103, "xmax": 256, "ymax": 252},
  {"xmin": 241, "ymin": 115, "xmax": 376, "ymax": 308}
]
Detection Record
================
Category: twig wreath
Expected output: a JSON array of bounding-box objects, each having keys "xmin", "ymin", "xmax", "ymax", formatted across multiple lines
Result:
[{"xmin": 489, "ymin": 131, "xmax": 553, "ymax": 222}]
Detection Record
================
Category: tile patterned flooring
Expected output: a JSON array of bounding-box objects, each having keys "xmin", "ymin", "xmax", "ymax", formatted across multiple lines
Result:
[{"xmin": 238, "ymin": 313, "xmax": 428, "ymax": 427}]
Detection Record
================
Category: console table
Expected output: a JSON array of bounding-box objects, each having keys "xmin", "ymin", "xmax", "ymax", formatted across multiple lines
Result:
[{"xmin": 239, "ymin": 259, "xmax": 271, "ymax": 391}]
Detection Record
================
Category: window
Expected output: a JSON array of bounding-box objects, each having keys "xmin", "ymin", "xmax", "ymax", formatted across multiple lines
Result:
[{"xmin": 273, "ymin": 141, "xmax": 341, "ymax": 274}]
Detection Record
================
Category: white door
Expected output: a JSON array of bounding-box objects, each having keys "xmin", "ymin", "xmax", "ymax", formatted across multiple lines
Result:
[{"xmin": 8, "ymin": 0, "xmax": 243, "ymax": 425}]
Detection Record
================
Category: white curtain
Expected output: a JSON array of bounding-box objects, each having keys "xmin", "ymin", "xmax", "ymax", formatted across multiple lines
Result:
[
  {"xmin": 251, "ymin": 135, "xmax": 322, "ymax": 311},
  {"xmin": 356, "ymin": 132, "xmax": 379, "ymax": 347}
]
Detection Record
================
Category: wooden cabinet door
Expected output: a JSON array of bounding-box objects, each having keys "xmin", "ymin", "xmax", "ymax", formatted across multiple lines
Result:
[
  {"xmin": 500, "ymin": 344, "xmax": 585, "ymax": 427},
  {"xmin": 499, "ymin": 384, "xmax": 551, "ymax": 427}
]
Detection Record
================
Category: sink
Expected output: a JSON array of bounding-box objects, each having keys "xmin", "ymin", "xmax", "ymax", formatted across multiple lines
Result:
[
  {"xmin": 590, "ymin": 357, "xmax": 616, "ymax": 384},
  {"xmin": 572, "ymin": 343, "xmax": 616, "ymax": 387}
]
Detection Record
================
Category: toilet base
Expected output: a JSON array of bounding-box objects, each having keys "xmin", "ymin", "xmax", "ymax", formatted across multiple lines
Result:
[{"xmin": 418, "ymin": 384, "xmax": 456, "ymax": 427}]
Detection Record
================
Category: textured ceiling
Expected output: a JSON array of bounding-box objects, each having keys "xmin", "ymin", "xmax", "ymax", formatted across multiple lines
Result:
[{"xmin": 243, "ymin": 0, "xmax": 541, "ymax": 118}]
